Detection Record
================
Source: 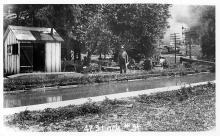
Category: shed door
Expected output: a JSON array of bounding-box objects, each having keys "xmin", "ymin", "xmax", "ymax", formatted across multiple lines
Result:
[
  {"xmin": 20, "ymin": 43, "xmax": 45, "ymax": 73},
  {"xmin": 20, "ymin": 43, "xmax": 33, "ymax": 73},
  {"xmin": 33, "ymin": 43, "xmax": 45, "ymax": 71}
]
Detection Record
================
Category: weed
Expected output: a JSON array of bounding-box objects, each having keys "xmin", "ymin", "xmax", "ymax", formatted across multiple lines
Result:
[
  {"xmin": 180, "ymin": 71, "xmax": 187, "ymax": 76},
  {"xmin": 38, "ymin": 108, "xmax": 60, "ymax": 123},
  {"xmin": 101, "ymin": 97, "xmax": 127, "ymax": 106},
  {"xmin": 136, "ymin": 85, "xmax": 196, "ymax": 104},
  {"xmin": 77, "ymin": 102, "xmax": 102, "ymax": 115},
  {"xmin": 15, "ymin": 109, "xmax": 32, "ymax": 122},
  {"xmin": 194, "ymin": 69, "xmax": 199, "ymax": 73},
  {"xmin": 175, "ymin": 86, "xmax": 194, "ymax": 101},
  {"xmin": 209, "ymin": 66, "xmax": 215, "ymax": 73},
  {"xmin": 8, "ymin": 102, "xmax": 103, "ymax": 127},
  {"xmin": 207, "ymin": 81, "xmax": 214, "ymax": 88},
  {"xmin": 161, "ymin": 72, "xmax": 167, "ymax": 76},
  {"xmin": 201, "ymin": 69, "xmax": 207, "ymax": 72}
]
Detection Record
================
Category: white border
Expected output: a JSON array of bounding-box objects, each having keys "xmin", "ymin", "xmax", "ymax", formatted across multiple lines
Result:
[
  {"xmin": 1, "ymin": 0, "xmax": 219, "ymax": 5},
  {"xmin": 0, "ymin": 0, "xmax": 219, "ymax": 136}
]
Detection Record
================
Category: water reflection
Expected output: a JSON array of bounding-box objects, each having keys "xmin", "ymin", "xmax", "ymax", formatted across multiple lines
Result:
[
  {"xmin": 126, "ymin": 88, "xmax": 129, "ymax": 92},
  {"xmin": 4, "ymin": 99, "xmax": 21, "ymax": 108},
  {"xmin": 4, "ymin": 73, "xmax": 215, "ymax": 108},
  {"xmin": 46, "ymin": 96, "xmax": 62, "ymax": 103}
]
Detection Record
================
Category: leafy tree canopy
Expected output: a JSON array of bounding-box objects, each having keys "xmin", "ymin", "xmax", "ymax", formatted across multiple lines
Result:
[
  {"xmin": 4, "ymin": 4, "xmax": 171, "ymax": 62},
  {"xmin": 189, "ymin": 6, "xmax": 215, "ymax": 60}
]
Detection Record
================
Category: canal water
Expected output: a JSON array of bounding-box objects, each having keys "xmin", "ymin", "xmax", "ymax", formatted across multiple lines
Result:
[{"xmin": 4, "ymin": 73, "xmax": 215, "ymax": 108}]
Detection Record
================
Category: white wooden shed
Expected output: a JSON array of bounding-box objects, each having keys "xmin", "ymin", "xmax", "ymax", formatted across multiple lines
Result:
[{"xmin": 3, "ymin": 25, "xmax": 64, "ymax": 75}]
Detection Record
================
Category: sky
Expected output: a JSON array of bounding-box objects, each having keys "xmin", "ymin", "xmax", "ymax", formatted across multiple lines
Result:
[{"xmin": 163, "ymin": 5, "xmax": 191, "ymax": 44}]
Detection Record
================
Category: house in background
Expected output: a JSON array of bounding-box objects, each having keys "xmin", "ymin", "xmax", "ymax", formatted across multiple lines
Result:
[{"xmin": 3, "ymin": 25, "xmax": 64, "ymax": 75}]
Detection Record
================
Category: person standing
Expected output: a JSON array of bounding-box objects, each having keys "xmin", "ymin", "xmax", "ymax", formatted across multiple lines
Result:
[{"xmin": 118, "ymin": 45, "xmax": 128, "ymax": 74}]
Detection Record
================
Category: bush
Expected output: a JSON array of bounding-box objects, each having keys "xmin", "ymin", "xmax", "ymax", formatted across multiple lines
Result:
[
  {"xmin": 77, "ymin": 102, "xmax": 102, "ymax": 115},
  {"xmin": 209, "ymin": 66, "xmax": 215, "ymax": 73},
  {"xmin": 176, "ymin": 86, "xmax": 193, "ymax": 101},
  {"xmin": 9, "ymin": 102, "xmax": 103, "ymax": 126},
  {"xmin": 184, "ymin": 62, "xmax": 192, "ymax": 68},
  {"xmin": 136, "ymin": 85, "xmax": 197, "ymax": 104},
  {"xmin": 37, "ymin": 108, "xmax": 65, "ymax": 123},
  {"xmin": 137, "ymin": 92, "xmax": 173, "ymax": 104},
  {"xmin": 15, "ymin": 110, "xmax": 32, "ymax": 122},
  {"xmin": 143, "ymin": 59, "xmax": 152, "ymax": 70},
  {"xmin": 101, "ymin": 97, "xmax": 127, "ymax": 106}
]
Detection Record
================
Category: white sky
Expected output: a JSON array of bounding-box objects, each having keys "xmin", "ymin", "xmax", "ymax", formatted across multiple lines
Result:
[{"xmin": 163, "ymin": 5, "xmax": 190, "ymax": 44}]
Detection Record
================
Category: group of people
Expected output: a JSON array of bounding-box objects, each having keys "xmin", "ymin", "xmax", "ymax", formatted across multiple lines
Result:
[
  {"xmin": 118, "ymin": 45, "xmax": 169, "ymax": 74},
  {"xmin": 67, "ymin": 44, "xmax": 168, "ymax": 74}
]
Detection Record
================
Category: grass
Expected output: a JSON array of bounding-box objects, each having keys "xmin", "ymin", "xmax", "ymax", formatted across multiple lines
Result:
[
  {"xmin": 4, "ymin": 66, "xmax": 205, "ymax": 92},
  {"xmin": 4, "ymin": 83, "xmax": 215, "ymax": 131}
]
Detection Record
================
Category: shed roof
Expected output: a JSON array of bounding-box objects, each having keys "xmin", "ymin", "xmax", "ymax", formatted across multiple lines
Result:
[{"xmin": 4, "ymin": 25, "xmax": 64, "ymax": 42}]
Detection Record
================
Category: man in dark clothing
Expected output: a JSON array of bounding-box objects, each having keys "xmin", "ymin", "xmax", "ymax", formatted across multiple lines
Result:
[{"xmin": 118, "ymin": 46, "xmax": 128, "ymax": 74}]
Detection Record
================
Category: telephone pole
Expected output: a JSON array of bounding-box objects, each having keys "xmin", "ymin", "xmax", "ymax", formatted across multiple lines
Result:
[
  {"xmin": 184, "ymin": 30, "xmax": 196, "ymax": 59},
  {"xmin": 170, "ymin": 33, "xmax": 180, "ymax": 63}
]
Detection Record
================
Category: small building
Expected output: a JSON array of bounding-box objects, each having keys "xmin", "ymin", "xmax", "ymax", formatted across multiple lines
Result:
[{"xmin": 3, "ymin": 25, "xmax": 64, "ymax": 75}]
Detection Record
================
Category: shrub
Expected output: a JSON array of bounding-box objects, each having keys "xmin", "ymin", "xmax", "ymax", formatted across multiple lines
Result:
[
  {"xmin": 101, "ymin": 97, "xmax": 127, "ymax": 106},
  {"xmin": 143, "ymin": 59, "xmax": 152, "ymax": 70},
  {"xmin": 15, "ymin": 110, "xmax": 32, "ymax": 122},
  {"xmin": 209, "ymin": 66, "xmax": 215, "ymax": 73},
  {"xmin": 38, "ymin": 108, "xmax": 60, "ymax": 123},
  {"xmin": 207, "ymin": 81, "xmax": 213, "ymax": 88},
  {"xmin": 9, "ymin": 102, "xmax": 103, "ymax": 126},
  {"xmin": 176, "ymin": 85, "xmax": 201, "ymax": 101},
  {"xmin": 136, "ymin": 93, "xmax": 173, "ymax": 104},
  {"xmin": 77, "ymin": 102, "xmax": 102, "ymax": 115},
  {"xmin": 184, "ymin": 63, "xmax": 192, "ymax": 68},
  {"xmin": 136, "ymin": 86, "xmax": 196, "ymax": 104}
]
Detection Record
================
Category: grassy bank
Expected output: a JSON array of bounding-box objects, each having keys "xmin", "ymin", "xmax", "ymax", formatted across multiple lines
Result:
[
  {"xmin": 4, "ymin": 83, "xmax": 215, "ymax": 131},
  {"xmin": 4, "ymin": 67, "xmax": 206, "ymax": 92}
]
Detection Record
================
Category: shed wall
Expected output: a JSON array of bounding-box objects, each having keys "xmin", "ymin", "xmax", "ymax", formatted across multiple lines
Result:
[
  {"xmin": 45, "ymin": 42, "xmax": 61, "ymax": 72},
  {"xmin": 4, "ymin": 30, "xmax": 20, "ymax": 74},
  {"xmin": 4, "ymin": 26, "xmax": 63, "ymax": 75}
]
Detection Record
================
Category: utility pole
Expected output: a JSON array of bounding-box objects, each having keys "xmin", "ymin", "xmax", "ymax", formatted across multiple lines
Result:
[
  {"xmin": 182, "ymin": 26, "xmax": 187, "ymax": 56},
  {"xmin": 174, "ymin": 33, "xmax": 176, "ymax": 63},
  {"xmin": 185, "ymin": 30, "xmax": 196, "ymax": 59},
  {"xmin": 170, "ymin": 33, "xmax": 180, "ymax": 64},
  {"xmin": 189, "ymin": 38, "xmax": 192, "ymax": 59}
]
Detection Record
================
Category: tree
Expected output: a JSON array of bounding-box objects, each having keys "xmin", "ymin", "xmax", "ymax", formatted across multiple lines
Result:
[
  {"xmin": 189, "ymin": 6, "xmax": 215, "ymax": 60},
  {"xmin": 4, "ymin": 4, "xmax": 82, "ymax": 60},
  {"xmin": 4, "ymin": 4, "xmax": 171, "ymax": 64},
  {"xmin": 104, "ymin": 4, "xmax": 171, "ymax": 60},
  {"xmin": 75, "ymin": 5, "xmax": 116, "ymax": 64},
  {"xmin": 75, "ymin": 4, "xmax": 171, "ymax": 63},
  {"xmin": 3, "ymin": 4, "xmax": 46, "ymax": 29},
  {"xmin": 35, "ymin": 5, "xmax": 82, "ymax": 60},
  {"xmin": 200, "ymin": 6, "xmax": 215, "ymax": 60}
]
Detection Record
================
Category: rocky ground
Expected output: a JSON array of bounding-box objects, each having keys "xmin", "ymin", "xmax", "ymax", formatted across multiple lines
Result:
[{"xmin": 4, "ymin": 83, "xmax": 215, "ymax": 132}]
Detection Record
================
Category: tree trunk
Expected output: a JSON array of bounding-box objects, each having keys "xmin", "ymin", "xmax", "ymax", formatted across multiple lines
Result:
[
  {"xmin": 32, "ymin": 10, "xmax": 37, "ymax": 26},
  {"xmin": 78, "ymin": 49, "xmax": 81, "ymax": 61},
  {"xmin": 86, "ymin": 50, "xmax": 92, "ymax": 66},
  {"xmin": 16, "ymin": 12, "xmax": 19, "ymax": 25},
  {"xmin": 86, "ymin": 42, "xmax": 98, "ymax": 66},
  {"xmin": 99, "ymin": 53, "xmax": 102, "ymax": 60}
]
